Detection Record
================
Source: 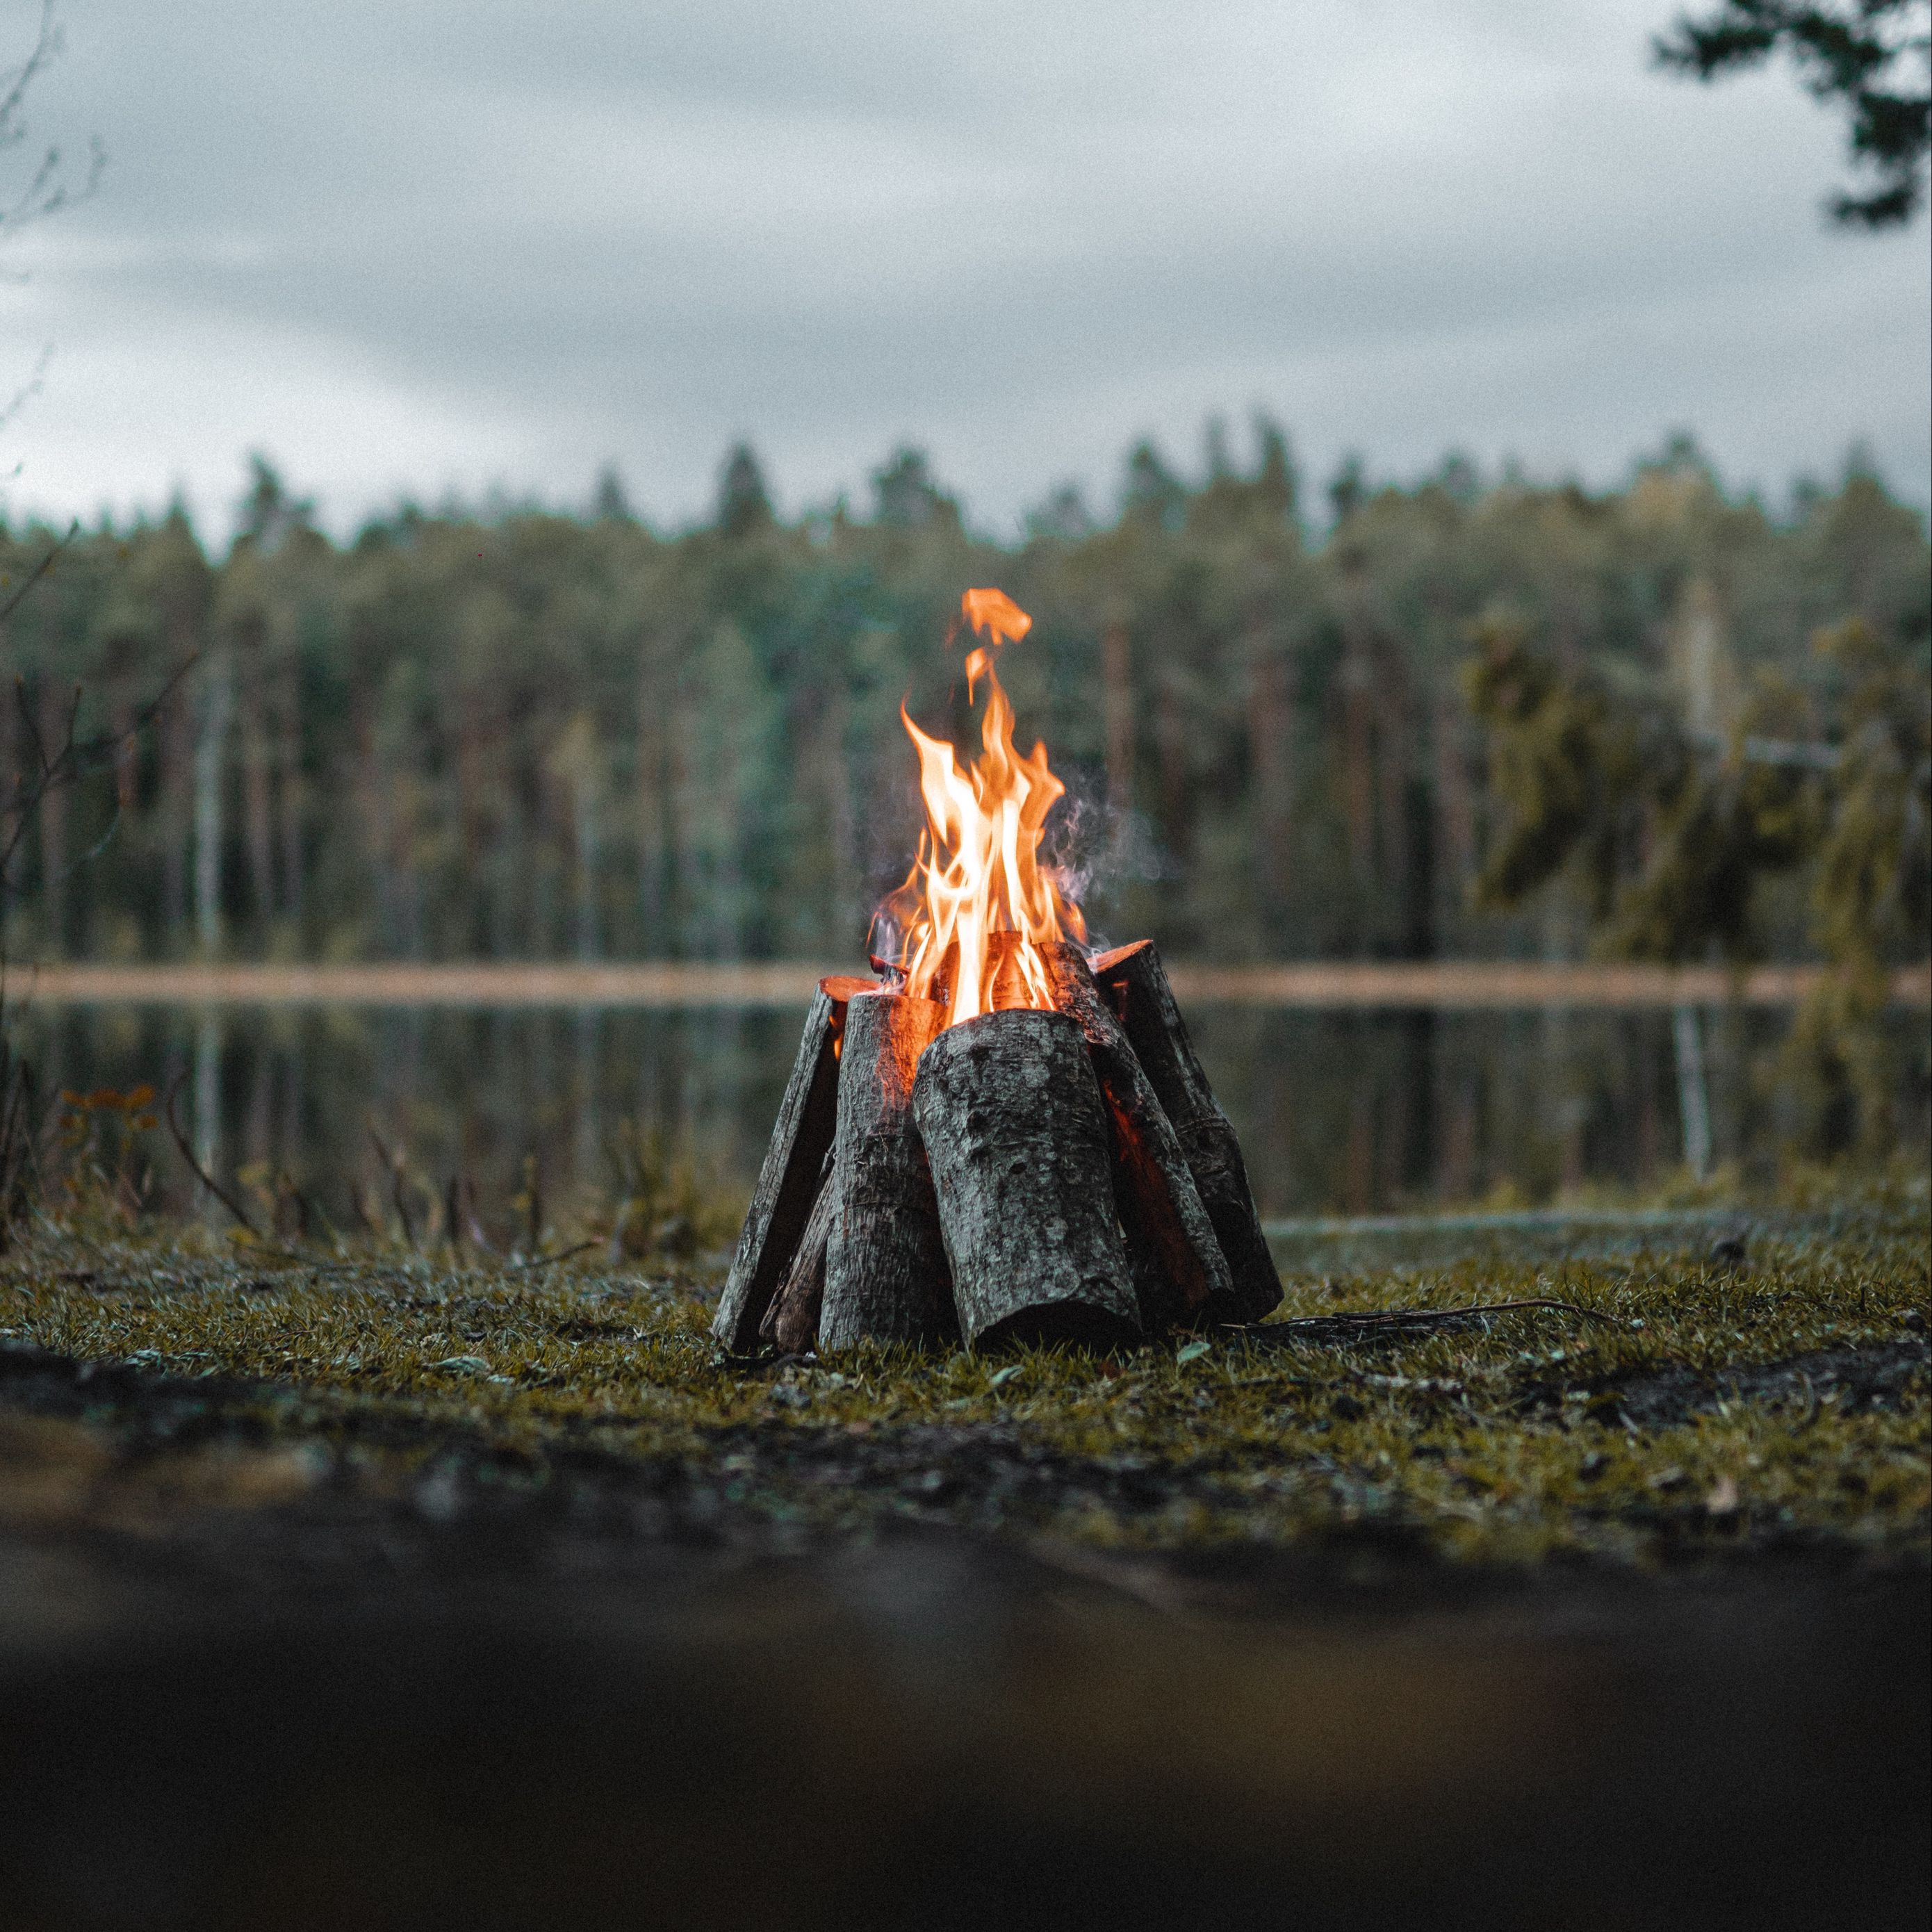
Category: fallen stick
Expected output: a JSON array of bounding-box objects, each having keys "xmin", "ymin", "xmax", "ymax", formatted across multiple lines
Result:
[{"xmin": 1227, "ymin": 1297, "xmax": 1626, "ymax": 1345}]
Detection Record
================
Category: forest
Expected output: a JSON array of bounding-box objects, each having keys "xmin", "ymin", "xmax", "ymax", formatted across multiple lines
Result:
[{"xmin": 1, "ymin": 425, "xmax": 1926, "ymax": 979}]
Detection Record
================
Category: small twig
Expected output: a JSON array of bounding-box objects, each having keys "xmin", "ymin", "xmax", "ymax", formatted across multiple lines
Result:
[
  {"xmin": 163, "ymin": 1070, "xmax": 262, "ymax": 1240},
  {"xmin": 1231, "ymin": 1297, "xmax": 1626, "ymax": 1345},
  {"xmin": 444, "ymin": 1174, "xmax": 466, "ymax": 1261},
  {"xmin": 719, "ymin": 1349, "xmax": 815, "ymax": 1375},
  {"xmin": 367, "ymin": 1122, "xmax": 418, "ymax": 1250},
  {"xmin": 1794, "ymin": 1371, "xmax": 1824, "ymax": 1432},
  {"xmin": 0, "ymin": 516, "xmax": 74, "ymax": 630},
  {"xmin": 0, "ymin": 649, "xmax": 199, "ymax": 894},
  {"xmin": 507, "ymin": 1238, "xmax": 597, "ymax": 1272}
]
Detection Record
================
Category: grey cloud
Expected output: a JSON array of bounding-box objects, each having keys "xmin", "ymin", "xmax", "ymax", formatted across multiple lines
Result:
[{"xmin": 5, "ymin": 0, "xmax": 1925, "ymax": 534}]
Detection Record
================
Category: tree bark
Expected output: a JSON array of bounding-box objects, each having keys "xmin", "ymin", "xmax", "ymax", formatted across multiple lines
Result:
[
  {"xmin": 1042, "ymin": 941, "xmax": 1234, "ymax": 1333},
  {"xmin": 1092, "ymin": 940, "xmax": 1283, "ymax": 1322},
  {"xmin": 912, "ymin": 1008, "xmax": 1141, "ymax": 1352},
  {"xmin": 711, "ymin": 974, "xmax": 874, "ymax": 1351},
  {"xmin": 820, "ymin": 991, "xmax": 955, "ymax": 1351}
]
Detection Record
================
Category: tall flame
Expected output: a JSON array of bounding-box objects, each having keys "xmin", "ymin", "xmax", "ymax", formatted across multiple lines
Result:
[{"xmin": 880, "ymin": 589, "xmax": 1085, "ymax": 1029}]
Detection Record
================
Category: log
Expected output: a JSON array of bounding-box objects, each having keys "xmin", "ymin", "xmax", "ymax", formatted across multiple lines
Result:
[
  {"xmin": 1042, "ymin": 940, "xmax": 1236, "ymax": 1333},
  {"xmin": 912, "ymin": 1008, "xmax": 1142, "ymax": 1352},
  {"xmin": 1092, "ymin": 940, "xmax": 1283, "ymax": 1322},
  {"xmin": 820, "ymin": 991, "xmax": 956, "ymax": 1351},
  {"xmin": 759, "ymin": 1149, "xmax": 835, "ymax": 1354},
  {"xmin": 712, "ymin": 975, "xmax": 876, "ymax": 1352}
]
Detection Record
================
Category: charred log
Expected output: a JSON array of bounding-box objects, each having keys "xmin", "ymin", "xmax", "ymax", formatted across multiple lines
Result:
[
  {"xmin": 820, "ymin": 991, "xmax": 956, "ymax": 1352},
  {"xmin": 1092, "ymin": 940, "xmax": 1282, "ymax": 1322},
  {"xmin": 1042, "ymin": 940, "xmax": 1236, "ymax": 1333},
  {"xmin": 712, "ymin": 975, "xmax": 875, "ymax": 1352},
  {"xmin": 912, "ymin": 1008, "xmax": 1141, "ymax": 1352}
]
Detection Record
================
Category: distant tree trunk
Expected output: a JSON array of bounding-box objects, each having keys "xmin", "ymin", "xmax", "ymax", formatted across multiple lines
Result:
[
  {"xmin": 1432, "ymin": 682, "xmax": 1475, "ymax": 944},
  {"xmin": 1154, "ymin": 673, "xmax": 1191, "ymax": 870},
  {"xmin": 390, "ymin": 773, "xmax": 423, "ymax": 960},
  {"xmin": 195, "ymin": 652, "xmax": 234, "ymax": 957},
  {"xmin": 637, "ymin": 654, "xmax": 669, "ymax": 955},
  {"xmin": 193, "ymin": 1007, "xmax": 221, "ymax": 1213},
  {"xmin": 1635, "ymin": 1016, "xmax": 1661, "ymax": 1181},
  {"xmin": 158, "ymin": 691, "xmax": 193, "ymax": 956},
  {"xmin": 35, "ymin": 684, "xmax": 68, "ymax": 958},
  {"xmin": 275, "ymin": 666, "xmax": 304, "ymax": 933},
  {"xmin": 236, "ymin": 631, "xmax": 276, "ymax": 940},
  {"xmin": 247, "ymin": 1040, "xmax": 273, "ymax": 1171},
  {"xmin": 1380, "ymin": 1048, "xmax": 1409, "ymax": 1206},
  {"xmin": 1439, "ymin": 1068, "xmax": 1479, "ymax": 1203},
  {"xmin": 824, "ymin": 684, "xmax": 857, "ymax": 954},
  {"xmin": 452, "ymin": 689, "xmax": 494, "ymax": 953},
  {"xmin": 0, "ymin": 686, "xmax": 14, "ymax": 953},
  {"xmin": 1374, "ymin": 644, "xmax": 1412, "ymax": 949},
  {"xmin": 1102, "ymin": 623, "xmax": 1136, "ymax": 820},
  {"xmin": 1247, "ymin": 628, "xmax": 1295, "ymax": 944},
  {"xmin": 573, "ymin": 751, "xmax": 600, "ymax": 963},
  {"xmin": 1343, "ymin": 1063, "xmax": 1375, "ymax": 1213},
  {"xmin": 108, "ymin": 693, "xmax": 138, "ymax": 812},
  {"xmin": 350, "ymin": 687, "xmax": 395, "ymax": 958},
  {"xmin": 665, "ymin": 678, "xmax": 694, "ymax": 960},
  {"xmin": 529, "ymin": 761, "xmax": 560, "ymax": 958},
  {"xmin": 1339, "ymin": 626, "xmax": 1376, "ymax": 890}
]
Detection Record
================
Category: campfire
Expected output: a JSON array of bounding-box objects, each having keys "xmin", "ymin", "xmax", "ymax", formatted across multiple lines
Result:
[{"xmin": 714, "ymin": 590, "xmax": 1282, "ymax": 1355}]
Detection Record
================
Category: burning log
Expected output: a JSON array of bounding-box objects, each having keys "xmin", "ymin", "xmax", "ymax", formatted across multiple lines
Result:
[
  {"xmin": 912, "ymin": 1009, "xmax": 1142, "ymax": 1352},
  {"xmin": 1041, "ymin": 940, "xmax": 1236, "ymax": 1332},
  {"xmin": 717, "ymin": 587, "xmax": 1284, "ymax": 1362},
  {"xmin": 1093, "ymin": 940, "xmax": 1282, "ymax": 1323},
  {"xmin": 819, "ymin": 990, "xmax": 956, "ymax": 1351},
  {"xmin": 712, "ymin": 974, "xmax": 875, "ymax": 1352}
]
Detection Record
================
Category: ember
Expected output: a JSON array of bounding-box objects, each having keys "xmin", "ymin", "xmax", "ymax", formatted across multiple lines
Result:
[{"xmin": 714, "ymin": 591, "xmax": 1282, "ymax": 1354}]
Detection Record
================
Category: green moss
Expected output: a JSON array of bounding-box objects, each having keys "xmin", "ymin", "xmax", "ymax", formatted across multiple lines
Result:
[{"xmin": 2, "ymin": 1188, "xmax": 1925, "ymax": 1569}]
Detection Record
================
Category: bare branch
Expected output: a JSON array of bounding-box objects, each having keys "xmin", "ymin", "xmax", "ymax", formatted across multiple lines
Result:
[{"xmin": 163, "ymin": 1070, "xmax": 263, "ymax": 1240}]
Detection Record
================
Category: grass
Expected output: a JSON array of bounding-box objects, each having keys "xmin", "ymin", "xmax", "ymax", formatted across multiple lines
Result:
[{"xmin": 1, "ymin": 1170, "xmax": 1925, "ymax": 1571}]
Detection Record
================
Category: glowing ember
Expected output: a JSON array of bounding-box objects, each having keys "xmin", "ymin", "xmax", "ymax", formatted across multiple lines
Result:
[{"xmin": 876, "ymin": 589, "xmax": 1086, "ymax": 1029}]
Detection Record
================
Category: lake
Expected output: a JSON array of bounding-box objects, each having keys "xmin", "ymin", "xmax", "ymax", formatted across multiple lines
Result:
[{"xmin": 12, "ymin": 989, "xmax": 1919, "ymax": 1236}]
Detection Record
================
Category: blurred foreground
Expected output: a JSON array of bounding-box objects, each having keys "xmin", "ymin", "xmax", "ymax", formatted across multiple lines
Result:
[
  {"xmin": 1, "ymin": 1502, "xmax": 1924, "ymax": 1931},
  {"xmin": 0, "ymin": 1193, "xmax": 1925, "ymax": 1929}
]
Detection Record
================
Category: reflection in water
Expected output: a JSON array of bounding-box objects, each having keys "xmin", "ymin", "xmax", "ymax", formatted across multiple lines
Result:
[{"xmin": 10, "ymin": 1000, "xmax": 1927, "ymax": 1232}]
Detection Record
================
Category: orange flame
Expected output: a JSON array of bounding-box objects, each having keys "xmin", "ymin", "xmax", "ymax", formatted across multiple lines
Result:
[{"xmin": 882, "ymin": 589, "xmax": 1085, "ymax": 1029}]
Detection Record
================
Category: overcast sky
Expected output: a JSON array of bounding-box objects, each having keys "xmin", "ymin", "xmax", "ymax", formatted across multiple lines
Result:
[{"xmin": 1, "ymin": 0, "xmax": 1926, "ymax": 542}]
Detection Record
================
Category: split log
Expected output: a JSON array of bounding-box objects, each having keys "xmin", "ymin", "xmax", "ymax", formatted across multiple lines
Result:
[
  {"xmin": 912, "ymin": 1008, "xmax": 1142, "ymax": 1352},
  {"xmin": 712, "ymin": 975, "xmax": 875, "ymax": 1352},
  {"xmin": 1092, "ymin": 940, "xmax": 1282, "ymax": 1322},
  {"xmin": 1042, "ymin": 940, "xmax": 1236, "ymax": 1333},
  {"xmin": 758, "ymin": 1149, "xmax": 833, "ymax": 1354},
  {"xmin": 820, "ymin": 991, "xmax": 956, "ymax": 1351}
]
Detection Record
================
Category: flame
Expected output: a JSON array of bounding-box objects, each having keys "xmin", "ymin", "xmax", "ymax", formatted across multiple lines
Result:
[{"xmin": 881, "ymin": 589, "xmax": 1085, "ymax": 1029}]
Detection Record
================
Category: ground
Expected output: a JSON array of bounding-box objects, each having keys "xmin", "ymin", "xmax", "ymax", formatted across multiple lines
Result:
[{"xmin": 0, "ymin": 1179, "xmax": 1926, "ymax": 1929}]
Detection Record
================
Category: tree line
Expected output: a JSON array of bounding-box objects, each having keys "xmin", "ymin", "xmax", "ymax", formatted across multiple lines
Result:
[{"xmin": 1, "ymin": 429, "xmax": 1926, "ymax": 979}]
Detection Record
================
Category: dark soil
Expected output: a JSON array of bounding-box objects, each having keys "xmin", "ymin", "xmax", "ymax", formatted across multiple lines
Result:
[{"xmin": 1603, "ymin": 1336, "xmax": 1931, "ymax": 1429}]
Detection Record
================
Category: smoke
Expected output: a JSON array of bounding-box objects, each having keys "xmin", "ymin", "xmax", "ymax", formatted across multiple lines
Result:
[{"xmin": 1040, "ymin": 762, "xmax": 1179, "ymax": 959}]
